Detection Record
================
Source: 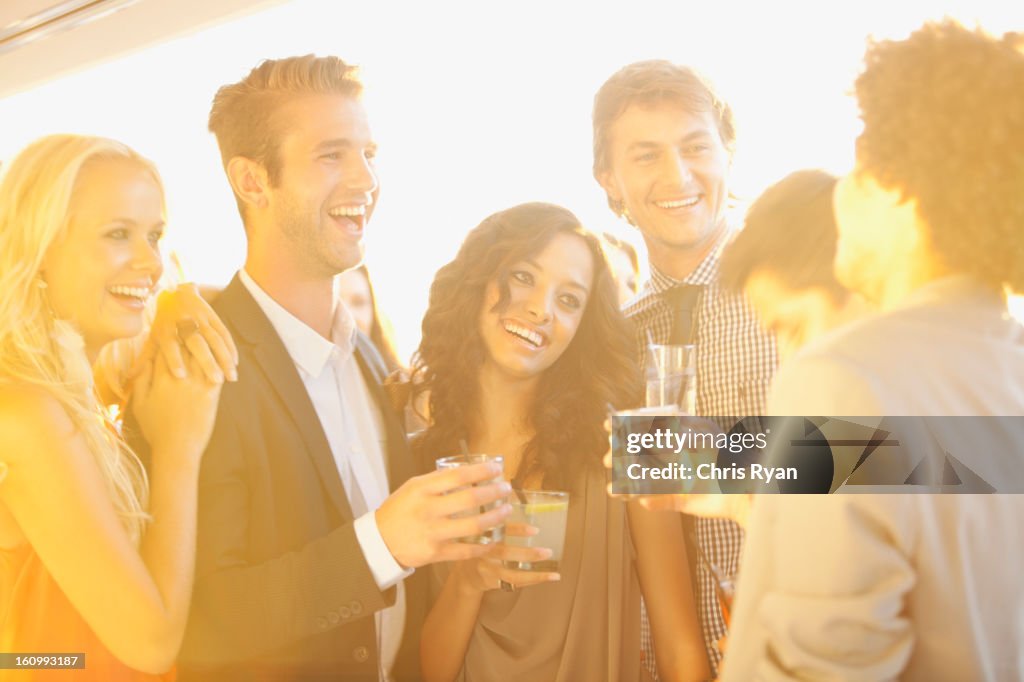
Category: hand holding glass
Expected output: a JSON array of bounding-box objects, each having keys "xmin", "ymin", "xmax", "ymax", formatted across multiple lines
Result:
[{"xmin": 435, "ymin": 454, "xmax": 507, "ymax": 544}]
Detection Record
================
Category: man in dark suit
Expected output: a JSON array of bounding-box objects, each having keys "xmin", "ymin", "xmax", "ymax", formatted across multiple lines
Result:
[{"xmin": 178, "ymin": 55, "xmax": 512, "ymax": 681}]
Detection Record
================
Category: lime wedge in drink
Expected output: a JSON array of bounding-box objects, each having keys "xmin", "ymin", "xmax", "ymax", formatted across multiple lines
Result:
[{"xmin": 522, "ymin": 501, "xmax": 569, "ymax": 515}]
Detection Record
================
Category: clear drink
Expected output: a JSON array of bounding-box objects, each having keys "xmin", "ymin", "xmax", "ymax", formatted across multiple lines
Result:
[
  {"xmin": 435, "ymin": 454, "xmax": 506, "ymax": 545},
  {"xmin": 646, "ymin": 372, "xmax": 685, "ymax": 408},
  {"xmin": 503, "ymin": 490, "xmax": 569, "ymax": 572},
  {"xmin": 645, "ymin": 344, "xmax": 696, "ymax": 413}
]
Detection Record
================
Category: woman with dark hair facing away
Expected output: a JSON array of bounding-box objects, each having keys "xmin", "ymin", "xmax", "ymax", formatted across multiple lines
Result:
[{"xmin": 413, "ymin": 203, "xmax": 643, "ymax": 681}]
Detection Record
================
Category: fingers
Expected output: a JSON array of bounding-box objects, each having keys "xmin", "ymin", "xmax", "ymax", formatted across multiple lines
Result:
[
  {"xmin": 501, "ymin": 522, "xmax": 538, "ymax": 538},
  {"xmin": 433, "ymin": 542, "xmax": 496, "ymax": 563},
  {"xmin": 207, "ymin": 312, "xmax": 239, "ymax": 366},
  {"xmin": 481, "ymin": 561, "xmax": 560, "ymax": 589},
  {"xmin": 497, "ymin": 569, "xmax": 560, "ymax": 588},
  {"xmin": 158, "ymin": 329, "xmax": 188, "ymax": 379},
  {"xmin": 151, "ymin": 284, "xmax": 238, "ymax": 382},
  {"xmin": 183, "ymin": 329, "xmax": 225, "ymax": 384},
  {"xmin": 490, "ymin": 543, "xmax": 551, "ymax": 564},
  {"xmin": 420, "ymin": 462, "xmax": 504, "ymax": 495},
  {"xmin": 431, "ymin": 481, "xmax": 511, "ymax": 518},
  {"xmin": 127, "ymin": 338, "xmax": 158, "ymax": 382},
  {"xmin": 433, "ymin": 503, "xmax": 511, "ymax": 543},
  {"xmin": 184, "ymin": 351, "xmax": 225, "ymax": 390}
]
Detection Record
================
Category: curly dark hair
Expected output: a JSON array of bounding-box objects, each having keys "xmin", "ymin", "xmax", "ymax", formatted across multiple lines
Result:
[
  {"xmin": 411, "ymin": 203, "xmax": 642, "ymax": 490},
  {"xmin": 855, "ymin": 20, "xmax": 1024, "ymax": 290}
]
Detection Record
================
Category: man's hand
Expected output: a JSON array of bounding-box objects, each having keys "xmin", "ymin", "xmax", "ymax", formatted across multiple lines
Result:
[{"xmin": 376, "ymin": 462, "xmax": 513, "ymax": 569}]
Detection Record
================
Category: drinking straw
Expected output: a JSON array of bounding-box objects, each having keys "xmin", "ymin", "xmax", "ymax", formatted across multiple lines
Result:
[
  {"xmin": 462, "ymin": 439, "xmax": 525, "ymax": 503},
  {"xmin": 645, "ymin": 329, "xmax": 662, "ymax": 376}
]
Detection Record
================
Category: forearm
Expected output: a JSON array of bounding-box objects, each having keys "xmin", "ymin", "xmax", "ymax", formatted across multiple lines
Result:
[
  {"xmin": 420, "ymin": 570, "xmax": 484, "ymax": 682},
  {"xmin": 136, "ymin": 450, "xmax": 203, "ymax": 661},
  {"xmin": 628, "ymin": 502, "xmax": 710, "ymax": 682}
]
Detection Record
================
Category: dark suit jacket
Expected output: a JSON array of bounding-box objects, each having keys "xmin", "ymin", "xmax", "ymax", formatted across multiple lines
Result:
[{"xmin": 175, "ymin": 275, "xmax": 425, "ymax": 681}]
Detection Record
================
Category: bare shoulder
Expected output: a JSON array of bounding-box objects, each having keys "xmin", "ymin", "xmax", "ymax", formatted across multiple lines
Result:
[{"xmin": 0, "ymin": 384, "xmax": 76, "ymax": 465}]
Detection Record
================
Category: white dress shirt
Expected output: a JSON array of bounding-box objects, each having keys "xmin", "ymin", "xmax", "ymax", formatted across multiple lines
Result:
[{"xmin": 239, "ymin": 269, "xmax": 411, "ymax": 681}]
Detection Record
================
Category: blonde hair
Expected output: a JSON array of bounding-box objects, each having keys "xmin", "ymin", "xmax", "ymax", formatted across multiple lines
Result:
[{"xmin": 0, "ymin": 134, "xmax": 160, "ymax": 544}]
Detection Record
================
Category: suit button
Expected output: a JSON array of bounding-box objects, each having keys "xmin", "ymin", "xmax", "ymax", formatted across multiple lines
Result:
[
  {"xmin": 339, "ymin": 606, "xmax": 352, "ymax": 620},
  {"xmin": 350, "ymin": 600, "xmax": 363, "ymax": 615},
  {"xmin": 315, "ymin": 617, "xmax": 328, "ymax": 630},
  {"xmin": 353, "ymin": 645, "xmax": 370, "ymax": 663},
  {"xmin": 327, "ymin": 610, "xmax": 340, "ymax": 625}
]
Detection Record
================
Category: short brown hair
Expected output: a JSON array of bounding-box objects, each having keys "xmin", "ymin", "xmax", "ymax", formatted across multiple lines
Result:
[
  {"xmin": 720, "ymin": 169, "xmax": 845, "ymax": 301},
  {"xmin": 592, "ymin": 60, "xmax": 736, "ymax": 188},
  {"xmin": 208, "ymin": 55, "xmax": 363, "ymax": 212}
]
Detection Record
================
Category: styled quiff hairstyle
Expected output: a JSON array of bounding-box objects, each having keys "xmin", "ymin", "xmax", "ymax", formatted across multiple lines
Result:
[
  {"xmin": 720, "ymin": 169, "xmax": 846, "ymax": 302},
  {"xmin": 592, "ymin": 60, "xmax": 736, "ymax": 216},
  {"xmin": 855, "ymin": 21, "xmax": 1024, "ymax": 291},
  {"xmin": 208, "ymin": 55, "xmax": 363, "ymax": 214}
]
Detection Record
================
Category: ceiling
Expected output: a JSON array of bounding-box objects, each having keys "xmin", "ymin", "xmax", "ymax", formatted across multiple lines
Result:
[{"xmin": 0, "ymin": 0, "xmax": 287, "ymax": 99}]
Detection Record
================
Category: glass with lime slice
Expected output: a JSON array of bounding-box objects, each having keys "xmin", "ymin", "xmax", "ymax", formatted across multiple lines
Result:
[{"xmin": 503, "ymin": 490, "xmax": 570, "ymax": 572}]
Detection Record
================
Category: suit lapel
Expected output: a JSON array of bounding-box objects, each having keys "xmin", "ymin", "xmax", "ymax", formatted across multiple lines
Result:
[{"xmin": 218, "ymin": 276, "xmax": 354, "ymax": 521}]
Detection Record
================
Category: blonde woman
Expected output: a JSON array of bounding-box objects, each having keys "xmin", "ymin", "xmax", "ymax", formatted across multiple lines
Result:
[{"xmin": 0, "ymin": 135, "xmax": 224, "ymax": 679}]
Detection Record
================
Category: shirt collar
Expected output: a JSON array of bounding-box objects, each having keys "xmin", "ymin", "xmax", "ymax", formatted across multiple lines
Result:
[
  {"xmin": 238, "ymin": 268, "xmax": 357, "ymax": 377},
  {"xmin": 646, "ymin": 227, "xmax": 731, "ymax": 294}
]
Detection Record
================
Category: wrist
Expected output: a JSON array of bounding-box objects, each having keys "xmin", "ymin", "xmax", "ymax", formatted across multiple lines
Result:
[
  {"xmin": 148, "ymin": 447, "xmax": 203, "ymax": 476},
  {"xmin": 452, "ymin": 563, "xmax": 486, "ymax": 599},
  {"xmin": 373, "ymin": 508, "xmax": 408, "ymax": 570}
]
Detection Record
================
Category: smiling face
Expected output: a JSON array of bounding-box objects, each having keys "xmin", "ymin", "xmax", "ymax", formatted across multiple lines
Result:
[
  {"xmin": 599, "ymin": 103, "xmax": 731, "ymax": 263},
  {"xmin": 266, "ymin": 94, "xmax": 378, "ymax": 277},
  {"xmin": 41, "ymin": 158, "xmax": 165, "ymax": 355},
  {"xmin": 478, "ymin": 232, "xmax": 595, "ymax": 382}
]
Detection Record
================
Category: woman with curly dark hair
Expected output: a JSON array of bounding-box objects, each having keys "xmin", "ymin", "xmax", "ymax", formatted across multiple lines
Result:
[{"xmin": 413, "ymin": 202, "xmax": 643, "ymax": 681}]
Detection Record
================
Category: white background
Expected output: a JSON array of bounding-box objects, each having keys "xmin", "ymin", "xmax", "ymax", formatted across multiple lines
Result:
[{"xmin": 1, "ymin": 0, "xmax": 1021, "ymax": 359}]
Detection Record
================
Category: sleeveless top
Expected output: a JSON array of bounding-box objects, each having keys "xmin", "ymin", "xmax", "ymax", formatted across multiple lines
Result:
[{"xmin": 0, "ymin": 543, "xmax": 175, "ymax": 682}]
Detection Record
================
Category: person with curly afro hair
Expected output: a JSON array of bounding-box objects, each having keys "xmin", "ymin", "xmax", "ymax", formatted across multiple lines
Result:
[{"xmin": 692, "ymin": 21, "xmax": 1024, "ymax": 681}]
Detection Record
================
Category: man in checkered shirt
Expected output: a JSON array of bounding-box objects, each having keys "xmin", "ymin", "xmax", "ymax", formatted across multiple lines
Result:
[{"xmin": 592, "ymin": 61, "xmax": 777, "ymax": 679}]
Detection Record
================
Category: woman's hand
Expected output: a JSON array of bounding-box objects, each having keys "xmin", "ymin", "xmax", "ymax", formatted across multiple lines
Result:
[
  {"xmin": 452, "ymin": 522, "xmax": 561, "ymax": 595},
  {"xmin": 133, "ymin": 283, "xmax": 237, "ymax": 384},
  {"xmin": 132, "ymin": 352, "xmax": 223, "ymax": 464}
]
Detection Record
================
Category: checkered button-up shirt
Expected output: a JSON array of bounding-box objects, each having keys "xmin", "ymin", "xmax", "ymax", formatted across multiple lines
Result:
[{"xmin": 626, "ymin": 234, "xmax": 777, "ymax": 677}]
